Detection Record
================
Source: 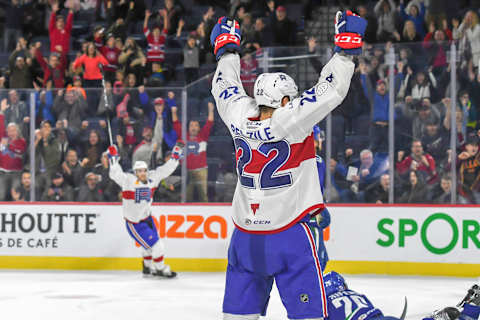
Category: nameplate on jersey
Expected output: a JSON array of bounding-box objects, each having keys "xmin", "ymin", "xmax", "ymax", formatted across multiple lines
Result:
[
  {"xmin": 230, "ymin": 123, "xmax": 275, "ymax": 142},
  {"xmin": 135, "ymin": 187, "xmax": 152, "ymax": 203}
]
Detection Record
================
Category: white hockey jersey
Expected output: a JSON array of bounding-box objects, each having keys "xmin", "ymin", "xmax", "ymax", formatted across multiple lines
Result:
[
  {"xmin": 211, "ymin": 53, "xmax": 354, "ymax": 233},
  {"xmin": 109, "ymin": 159, "xmax": 179, "ymax": 223}
]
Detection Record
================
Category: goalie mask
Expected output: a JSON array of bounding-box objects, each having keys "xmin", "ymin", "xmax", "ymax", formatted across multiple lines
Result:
[{"xmin": 254, "ymin": 72, "xmax": 298, "ymax": 108}]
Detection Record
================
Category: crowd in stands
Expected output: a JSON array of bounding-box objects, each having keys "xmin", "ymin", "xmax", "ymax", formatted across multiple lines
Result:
[{"xmin": 0, "ymin": 0, "xmax": 479, "ymax": 204}]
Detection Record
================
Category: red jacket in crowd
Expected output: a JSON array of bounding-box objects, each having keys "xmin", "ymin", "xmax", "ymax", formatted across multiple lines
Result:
[
  {"xmin": 0, "ymin": 115, "xmax": 26, "ymax": 172},
  {"xmin": 73, "ymin": 54, "xmax": 109, "ymax": 80},
  {"xmin": 173, "ymin": 119, "xmax": 213, "ymax": 170},
  {"xmin": 144, "ymin": 27, "xmax": 167, "ymax": 63},
  {"xmin": 396, "ymin": 153, "xmax": 437, "ymax": 184},
  {"xmin": 35, "ymin": 49, "xmax": 67, "ymax": 88},
  {"xmin": 49, "ymin": 11, "xmax": 73, "ymax": 55}
]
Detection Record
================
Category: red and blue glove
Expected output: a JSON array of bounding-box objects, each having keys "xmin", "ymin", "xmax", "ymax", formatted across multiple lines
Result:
[
  {"xmin": 210, "ymin": 16, "xmax": 241, "ymax": 61},
  {"xmin": 334, "ymin": 10, "xmax": 367, "ymax": 55},
  {"xmin": 171, "ymin": 141, "xmax": 185, "ymax": 160},
  {"xmin": 107, "ymin": 145, "xmax": 118, "ymax": 159}
]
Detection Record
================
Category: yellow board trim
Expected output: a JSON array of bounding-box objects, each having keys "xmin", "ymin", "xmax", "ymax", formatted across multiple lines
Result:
[{"xmin": 0, "ymin": 257, "xmax": 478, "ymax": 277}]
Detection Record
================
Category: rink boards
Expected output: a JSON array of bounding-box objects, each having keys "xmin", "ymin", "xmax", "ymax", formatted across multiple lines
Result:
[{"xmin": 0, "ymin": 203, "xmax": 478, "ymax": 277}]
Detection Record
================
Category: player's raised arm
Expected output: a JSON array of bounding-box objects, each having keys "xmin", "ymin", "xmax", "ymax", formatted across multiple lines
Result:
[
  {"xmin": 107, "ymin": 145, "xmax": 127, "ymax": 186},
  {"xmin": 210, "ymin": 17, "xmax": 256, "ymax": 123},
  {"xmin": 271, "ymin": 11, "xmax": 367, "ymax": 138},
  {"xmin": 150, "ymin": 141, "xmax": 184, "ymax": 186}
]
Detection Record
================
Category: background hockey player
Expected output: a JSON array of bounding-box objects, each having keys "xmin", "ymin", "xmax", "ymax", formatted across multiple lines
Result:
[
  {"xmin": 107, "ymin": 142, "xmax": 184, "ymax": 278},
  {"xmin": 309, "ymin": 125, "xmax": 331, "ymax": 271},
  {"xmin": 324, "ymin": 271, "xmax": 480, "ymax": 320},
  {"xmin": 210, "ymin": 10, "xmax": 366, "ymax": 320}
]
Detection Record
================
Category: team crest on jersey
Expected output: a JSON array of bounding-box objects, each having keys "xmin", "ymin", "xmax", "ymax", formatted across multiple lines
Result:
[
  {"xmin": 250, "ymin": 203, "xmax": 259, "ymax": 215},
  {"xmin": 300, "ymin": 294, "xmax": 309, "ymax": 303},
  {"xmin": 315, "ymin": 82, "xmax": 329, "ymax": 97},
  {"xmin": 135, "ymin": 187, "xmax": 151, "ymax": 203}
]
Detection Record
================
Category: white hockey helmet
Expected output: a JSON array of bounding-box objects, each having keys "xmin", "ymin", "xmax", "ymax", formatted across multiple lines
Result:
[
  {"xmin": 253, "ymin": 72, "xmax": 298, "ymax": 109},
  {"xmin": 133, "ymin": 161, "xmax": 148, "ymax": 171}
]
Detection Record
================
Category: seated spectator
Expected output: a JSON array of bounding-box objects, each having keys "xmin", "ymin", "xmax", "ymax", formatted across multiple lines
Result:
[
  {"xmin": 66, "ymin": 76, "xmax": 87, "ymax": 101},
  {"xmin": 34, "ymin": 42, "xmax": 66, "ymax": 89},
  {"xmin": 250, "ymin": 17, "xmax": 272, "ymax": 49},
  {"xmin": 11, "ymin": 171, "xmax": 37, "ymax": 202},
  {"xmin": 269, "ymin": 5, "xmax": 296, "ymax": 46},
  {"xmin": 61, "ymin": 149, "xmax": 87, "ymax": 189},
  {"xmin": 172, "ymin": 101, "xmax": 214, "ymax": 202},
  {"xmin": 35, "ymin": 90, "xmax": 55, "ymax": 126},
  {"xmin": 397, "ymin": 139, "xmax": 438, "ymax": 184},
  {"xmin": 374, "ymin": 0, "xmax": 400, "ymax": 42},
  {"xmin": 428, "ymin": 173, "xmax": 452, "ymax": 203},
  {"xmin": 9, "ymin": 40, "xmax": 33, "ymax": 89},
  {"xmin": 400, "ymin": 20, "xmax": 422, "ymax": 43},
  {"xmin": 146, "ymin": 62, "xmax": 166, "ymax": 87},
  {"xmin": 350, "ymin": 149, "xmax": 388, "ymax": 194},
  {"xmin": 398, "ymin": 0, "xmax": 426, "ymax": 38},
  {"xmin": 35, "ymin": 120, "xmax": 62, "ymax": 183},
  {"xmin": 49, "ymin": 2, "xmax": 74, "ymax": 57},
  {"xmin": 41, "ymin": 172, "xmax": 74, "ymax": 201},
  {"xmin": 79, "ymin": 129, "xmax": 106, "ymax": 170},
  {"xmin": 365, "ymin": 173, "xmax": 390, "ymax": 203},
  {"xmin": 398, "ymin": 170, "xmax": 428, "ymax": 203},
  {"xmin": 458, "ymin": 136, "xmax": 480, "ymax": 204},
  {"xmin": 77, "ymin": 172, "xmax": 105, "ymax": 202},
  {"xmin": 183, "ymin": 34, "xmax": 200, "ymax": 84},
  {"xmin": 0, "ymin": 122, "xmax": 27, "ymax": 201}
]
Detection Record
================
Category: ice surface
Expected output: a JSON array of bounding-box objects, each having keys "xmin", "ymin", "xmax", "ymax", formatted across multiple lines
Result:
[{"xmin": 0, "ymin": 270, "xmax": 477, "ymax": 320}]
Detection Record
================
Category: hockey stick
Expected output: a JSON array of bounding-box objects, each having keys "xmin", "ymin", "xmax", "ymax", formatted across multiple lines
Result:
[
  {"xmin": 99, "ymin": 63, "xmax": 114, "ymax": 146},
  {"xmin": 399, "ymin": 297, "xmax": 408, "ymax": 320}
]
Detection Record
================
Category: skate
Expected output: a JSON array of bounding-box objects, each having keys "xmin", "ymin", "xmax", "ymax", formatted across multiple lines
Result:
[
  {"xmin": 142, "ymin": 260, "xmax": 152, "ymax": 278},
  {"xmin": 458, "ymin": 284, "xmax": 480, "ymax": 307},
  {"xmin": 151, "ymin": 264, "xmax": 177, "ymax": 279}
]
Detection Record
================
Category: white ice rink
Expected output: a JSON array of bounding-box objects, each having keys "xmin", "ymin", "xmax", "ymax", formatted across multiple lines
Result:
[{"xmin": 0, "ymin": 270, "xmax": 477, "ymax": 320}]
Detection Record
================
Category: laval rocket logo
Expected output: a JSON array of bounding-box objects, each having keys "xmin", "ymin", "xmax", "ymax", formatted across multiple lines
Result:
[{"xmin": 250, "ymin": 204, "xmax": 259, "ymax": 215}]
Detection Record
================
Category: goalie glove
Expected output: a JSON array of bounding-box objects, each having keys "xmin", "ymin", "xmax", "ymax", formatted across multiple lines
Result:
[
  {"xmin": 210, "ymin": 16, "xmax": 241, "ymax": 61},
  {"xmin": 171, "ymin": 141, "xmax": 185, "ymax": 161},
  {"xmin": 334, "ymin": 10, "xmax": 367, "ymax": 55}
]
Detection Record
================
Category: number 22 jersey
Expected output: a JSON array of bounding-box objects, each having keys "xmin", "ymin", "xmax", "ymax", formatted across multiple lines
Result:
[{"xmin": 211, "ymin": 53, "xmax": 354, "ymax": 233}]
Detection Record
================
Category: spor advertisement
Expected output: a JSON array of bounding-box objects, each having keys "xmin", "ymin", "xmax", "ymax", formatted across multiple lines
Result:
[{"xmin": 0, "ymin": 203, "xmax": 478, "ymax": 275}]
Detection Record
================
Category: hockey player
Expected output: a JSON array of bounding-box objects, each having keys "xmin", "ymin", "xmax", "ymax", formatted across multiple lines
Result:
[
  {"xmin": 324, "ymin": 271, "xmax": 480, "ymax": 320},
  {"xmin": 107, "ymin": 142, "xmax": 183, "ymax": 278},
  {"xmin": 210, "ymin": 11, "xmax": 366, "ymax": 320}
]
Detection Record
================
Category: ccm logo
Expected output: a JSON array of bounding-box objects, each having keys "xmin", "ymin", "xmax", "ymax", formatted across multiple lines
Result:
[
  {"xmin": 154, "ymin": 215, "xmax": 227, "ymax": 239},
  {"xmin": 335, "ymin": 34, "xmax": 362, "ymax": 44},
  {"xmin": 215, "ymin": 34, "xmax": 240, "ymax": 47}
]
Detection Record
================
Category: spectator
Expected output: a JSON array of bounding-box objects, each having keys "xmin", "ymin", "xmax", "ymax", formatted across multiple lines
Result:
[
  {"xmin": 41, "ymin": 172, "xmax": 74, "ymax": 201},
  {"xmin": 161, "ymin": 0, "xmax": 184, "ymax": 37},
  {"xmin": 399, "ymin": 170, "xmax": 428, "ymax": 203},
  {"xmin": 144, "ymin": 9, "xmax": 168, "ymax": 65},
  {"xmin": 428, "ymin": 174, "xmax": 452, "ymax": 203},
  {"xmin": 172, "ymin": 102, "xmax": 214, "ymax": 202},
  {"xmin": 458, "ymin": 90, "xmax": 477, "ymax": 135},
  {"xmin": 93, "ymin": 152, "xmax": 121, "ymax": 202},
  {"xmin": 79, "ymin": 129, "xmax": 105, "ymax": 170},
  {"xmin": 150, "ymin": 97, "xmax": 166, "ymax": 161},
  {"xmin": 453, "ymin": 11, "xmax": 480, "ymax": 69},
  {"xmin": 34, "ymin": 42, "xmax": 67, "ymax": 89},
  {"xmin": 398, "ymin": 0, "xmax": 426, "ymax": 38},
  {"xmin": 52, "ymin": 90, "xmax": 87, "ymax": 135},
  {"xmin": 183, "ymin": 34, "xmax": 200, "ymax": 84},
  {"xmin": 397, "ymin": 139, "xmax": 437, "ymax": 184},
  {"xmin": 35, "ymin": 120, "xmax": 62, "ymax": 183},
  {"xmin": 61, "ymin": 149, "xmax": 87, "ymax": 189},
  {"xmin": 423, "ymin": 24, "xmax": 452, "ymax": 76},
  {"xmin": 2, "ymin": 90, "xmax": 29, "ymax": 128},
  {"xmin": 77, "ymin": 172, "xmax": 105, "ymax": 202},
  {"xmin": 49, "ymin": 2, "xmax": 74, "ymax": 57},
  {"xmin": 458, "ymin": 136, "xmax": 480, "ymax": 204},
  {"xmin": 3, "ymin": 0, "xmax": 23, "ymax": 52},
  {"xmin": 357, "ymin": 5, "xmax": 378, "ymax": 44},
  {"xmin": 132, "ymin": 127, "xmax": 155, "ymax": 165},
  {"xmin": 119, "ymin": 38, "xmax": 146, "ymax": 85},
  {"xmin": 73, "ymin": 43, "xmax": 109, "ymax": 88},
  {"xmin": 350, "ymin": 149, "xmax": 388, "ymax": 197},
  {"xmin": 250, "ymin": 17, "xmax": 272, "ymax": 49},
  {"xmin": 369, "ymin": 79, "xmax": 391, "ymax": 153},
  {"xmin": 66, "ymin": 76, "xmax": 87, "ymax": 101},
  {"xmin": 105, "ymin": 0, "xmax": 134, "ymax": 41},
  {"xmin": 96, "ymin": 33, "xmax": 122, "ymax": 85},
  {"xmin": 8, "ymin": 42, "xmax": 32, "ymax": 89},
  {"xmin": 420, "ymin": 119, "xmax": 449, "ymax": 163},
  {"xmin": 0, "ymin": 122, "xmax": 27, "ymax": 201},
  {"xmin": 399, "ymin": 69, "xmax": 436, "ymax": 101},
  {"xmin": 11, "ymin": 171, "xmax": 37, "ymax": 202},
  {"xmin": 269, "ymin": 6, "xmax": 296, "ymax": 46},
  {"xmin": 374, "ymin": 0, "xmax": 400, "ymax": 42},
  {"xmin": 35, "ymin": 89, "xmax": 55, "ymax": 126},
  {"xmin": 410, "ymin": 98, "xmax": 441, "ymax": 139},
  {"xmin": 400, "ymin": 20, "xmax": 422, "ymax": 43},
  {"xmin": 365, "ymin": 173, "xmax": 390, "ymax": 203},
  {"xmin": 240, "ymin": 48, "xmax": 258, "ymax": 97}
]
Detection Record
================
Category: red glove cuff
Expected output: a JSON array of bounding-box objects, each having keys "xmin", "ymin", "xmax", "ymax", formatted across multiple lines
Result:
[{"xmin": 334, "ymin": 32, "xmax": 363, "ymax": 50}]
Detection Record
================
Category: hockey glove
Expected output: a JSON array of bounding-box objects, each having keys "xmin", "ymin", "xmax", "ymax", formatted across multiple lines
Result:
[
  {"xmin": 171, "ymin": 141, "xmax": 185, "ymax": 160},
  {"xmin": 210, "ymin": 16, "xmax": 241, "ymax": 61},
  {"xmin": 334, "ymin": 10, "xmax": 367, "ymax": 55},
  {"xmin": 107, "ymin": 145, "xmax": 118, "ymax": 158}
]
